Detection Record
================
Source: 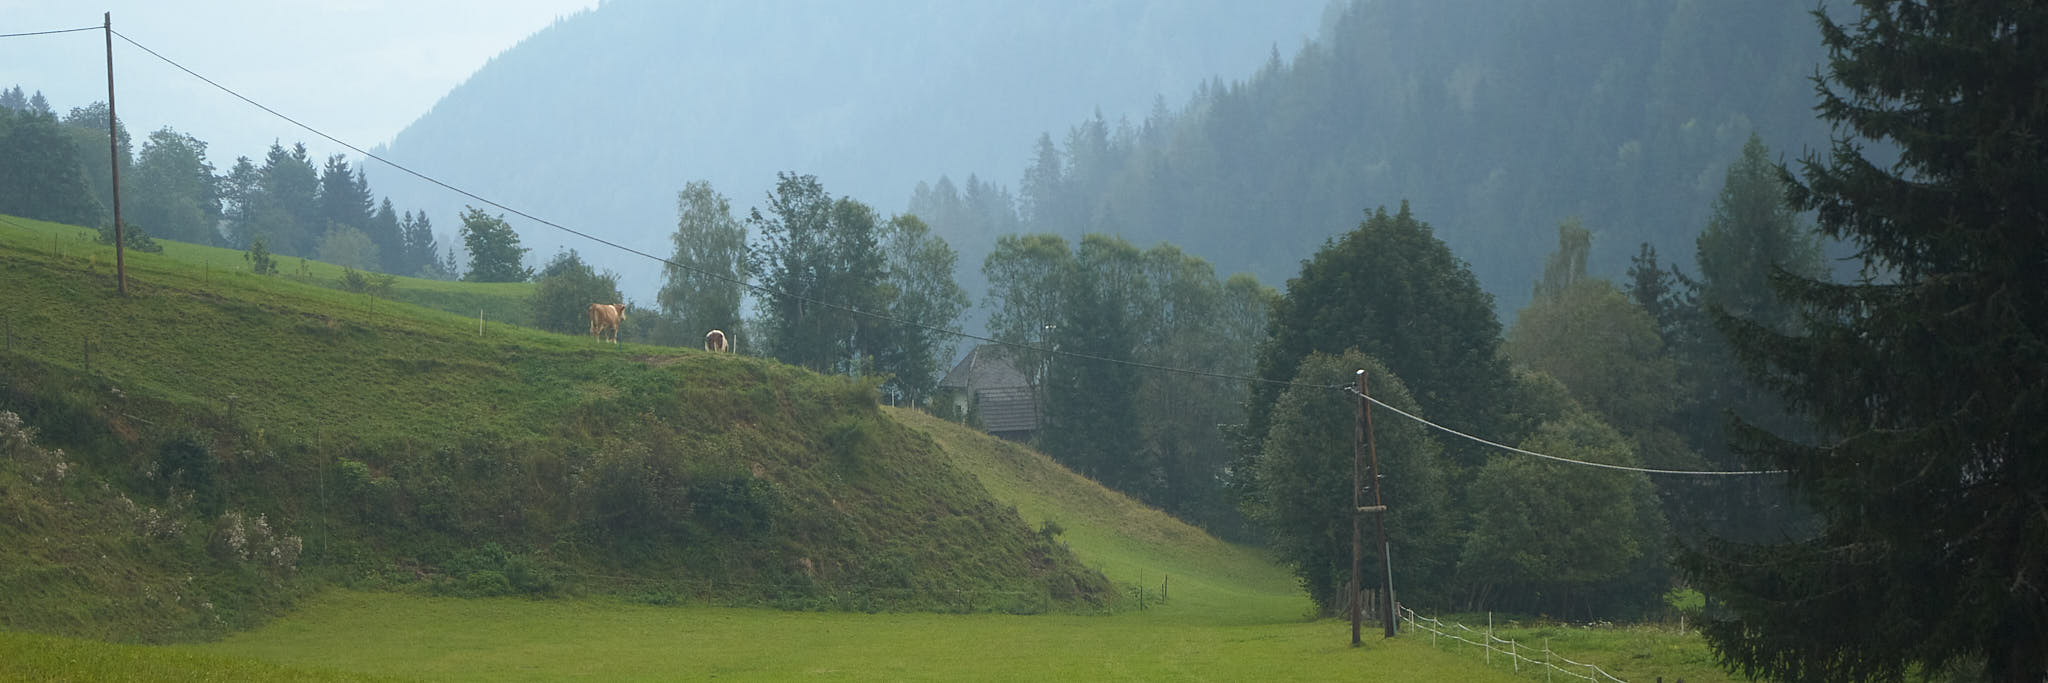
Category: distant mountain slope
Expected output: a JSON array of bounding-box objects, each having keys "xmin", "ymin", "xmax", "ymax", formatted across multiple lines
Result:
[
  {"xmin": 981, "ymin": 0, "xmax": 1842, "ymax": 317},
  {"xmin": 370, "ymin": 0, "xmax": 1329, "ymax": 303}
]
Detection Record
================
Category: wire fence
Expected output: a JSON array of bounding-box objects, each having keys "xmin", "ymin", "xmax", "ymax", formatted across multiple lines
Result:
[{"xmin": 1400, "ymin": 606, "xmax": 1628, "ymax": 683}]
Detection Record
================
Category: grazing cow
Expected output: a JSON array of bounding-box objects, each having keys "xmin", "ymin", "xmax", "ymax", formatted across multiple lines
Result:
[
  {"xmin": 704, "ymin": 329, "xmax": 731, "ymax": 353},
  {"xmin": 587, "ymin": 303, "xmax": 625, "ymax": 344}
]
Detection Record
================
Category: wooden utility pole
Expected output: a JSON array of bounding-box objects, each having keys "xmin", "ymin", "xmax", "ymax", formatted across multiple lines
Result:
[
  {"xmin": 1351, "ymin": 368, "xmax": 1366, "ymax": 646},
  {"xmin": 1363, "ymin": 370, "xmax": 1393, "ymax": 638},
  {"xmin": 104, "ymin": 12, "xmax": 127, "ymax": 296}
]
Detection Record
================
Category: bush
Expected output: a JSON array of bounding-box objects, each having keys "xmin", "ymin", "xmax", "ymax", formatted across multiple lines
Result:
[
  {"xmin": 246, "ymin": 236, "xmax": 277, "ymax": 274},
  {"xmin": 529, "ymin": 250, "xmax": 623, "ymax": 336},
  {"xmin": 97, "ymin": 220, "xmax": 162, "ymax": 253},
  {"xmin": 690, "ymin": 473, "xmax": 782, "ymax": 537},
  {"xmin": 156, "ymin": 433, "xmax": 222, "ymax": 515},
  {"xmin": 337, "ymin": 267, "xmax": 396, "ymax": 298}
]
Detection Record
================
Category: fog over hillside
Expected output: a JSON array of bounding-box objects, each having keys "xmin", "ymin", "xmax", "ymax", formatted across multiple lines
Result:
[{"xmin": 371, "ymin": 0, "xmax": 1332, "ymax": 304}]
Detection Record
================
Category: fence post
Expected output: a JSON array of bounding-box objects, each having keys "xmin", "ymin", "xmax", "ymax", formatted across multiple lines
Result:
[
  {"xmin": 83, "ymin": 336, "xmax": 90, "ymax": 372},
  {"xmin": 1546, "ymin": 638, "xmax": 1552, "ymax": 682},
  {"xmin": 1486, "ymin": 612, "xmax": 1492, "ymax": 666}
]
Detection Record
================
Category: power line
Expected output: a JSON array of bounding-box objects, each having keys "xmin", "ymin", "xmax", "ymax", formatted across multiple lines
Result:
[
  {"xmin": 110, "ymin": 28, "xmax": 1337, "ymax": 392},
  {"xmin": 0, "ymin": 26, "xmax": 101, "ymax": 39},
  {"xmin": 1344, "ymin": 386, "xmax": 1785, "ymax": 477}
]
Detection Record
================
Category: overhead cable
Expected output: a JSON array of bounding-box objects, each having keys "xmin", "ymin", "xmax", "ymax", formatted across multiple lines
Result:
[
  {"xmin": 0, "ymin": 26, "xmax": 102, "ymax": 39},
  {"xmin": 1344, "ymin": 386, "xmax": 1786, "ymax": 477}
]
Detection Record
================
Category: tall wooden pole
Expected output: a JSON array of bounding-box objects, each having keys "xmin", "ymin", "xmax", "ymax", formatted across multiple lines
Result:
[
  {"xmin": 1351, "ymin": 369, "xmax": 1365, "ymax": 646},
  {"xmin": 1363, "ymin": 370, "xmax": 1394, "ymax": 638},
  {"xmin": 104, "ymin": 12, "xmax": 126, "ymax": 296}
]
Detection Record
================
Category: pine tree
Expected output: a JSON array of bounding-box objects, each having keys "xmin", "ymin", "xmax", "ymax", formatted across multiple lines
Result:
[{"xmin": 1681, "ymin": 3, "xmax": 2048, "ymax": 681}]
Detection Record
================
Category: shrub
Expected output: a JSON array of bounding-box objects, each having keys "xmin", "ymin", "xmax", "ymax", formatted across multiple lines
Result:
[
  {"xmin": 156, "ymin": 433, "xmax": 222, "ymax": 515},
  {"xmin": 97, "ymin": 220, "xmax": 162, "ymax": 253},
  {"xmin": 246, "ymin": 236, "xmax": 277, "ymax": 274}
]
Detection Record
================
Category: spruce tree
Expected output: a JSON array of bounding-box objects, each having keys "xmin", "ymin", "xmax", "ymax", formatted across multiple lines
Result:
[{"xmin": 1681, "ymin": 3, "xmax": 2048, "ymax": 681}]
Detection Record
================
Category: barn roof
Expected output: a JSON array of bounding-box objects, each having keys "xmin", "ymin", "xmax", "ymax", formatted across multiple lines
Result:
[
  {"xmin": 940, "ymin": 345, "xmax": 1040, "ymax": 435},
  {"xmin": 939, "ymin": 344, "xmax": 1032, "ymax": 391}
]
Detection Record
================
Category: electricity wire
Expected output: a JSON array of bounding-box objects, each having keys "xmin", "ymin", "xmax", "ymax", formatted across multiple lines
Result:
[
  {"xmin": 110, "ymin": 27, "xmax": 1339, "ymax": 392},
  {"xmin": 1343, "ymin": 386, "xmax": 1785, "ymax": 476},
  {"xmin": 0, "ymin": 26, "xmax": 101, "ymax": 39}
]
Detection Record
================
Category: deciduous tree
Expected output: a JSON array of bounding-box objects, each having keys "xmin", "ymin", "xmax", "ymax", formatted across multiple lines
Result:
[
  {"xmin": 1248, "ymin": 351, "xmax": 1451, "ymax": 614},
  {"xmin": 660, "ymin": 180, "xmax": 747, "ymax": 341},
  {"xmin": 1245, "ymin": 203, "xmax": 1510, "ymax": 474},
  {"xmin": 127, "ymin": 127, "xmax": 221, "ymax": 245},
  {"xmin": 459, "ymin": 207, "xmax": 531, "ymax": 283}
]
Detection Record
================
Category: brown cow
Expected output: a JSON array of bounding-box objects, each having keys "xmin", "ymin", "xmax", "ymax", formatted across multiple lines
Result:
[
  {"xmin": 587, "ymin": 303, "xmax": 625, "ymax": 344},
  {"xmin": 704, "ymin": 329, "xmax": 731, "ymax": 353}
]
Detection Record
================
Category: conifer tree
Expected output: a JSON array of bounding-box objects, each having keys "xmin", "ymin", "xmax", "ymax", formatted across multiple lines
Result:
[{"xmin": 1682, "ymin": 3, "xmax": 2048, "ymax": 681}]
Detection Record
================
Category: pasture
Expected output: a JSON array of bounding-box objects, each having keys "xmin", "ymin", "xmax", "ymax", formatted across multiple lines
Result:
[{"xmin": 0, "ymin": 213, "xmax": 1738, "ymax": 681}]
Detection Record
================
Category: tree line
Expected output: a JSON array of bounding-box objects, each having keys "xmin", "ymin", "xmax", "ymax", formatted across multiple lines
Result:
[{"xmin": 0, "ymin": 85, "xmax": 454, "ymax": 279}]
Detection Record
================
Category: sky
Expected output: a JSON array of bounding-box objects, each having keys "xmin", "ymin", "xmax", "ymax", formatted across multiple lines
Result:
[{"xmin": 1, "ymin": 0, "xmax": 598, "ymax": 164}]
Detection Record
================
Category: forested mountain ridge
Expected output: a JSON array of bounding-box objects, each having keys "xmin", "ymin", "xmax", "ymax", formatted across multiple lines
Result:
[
  {"xmin": 952, "ymin": 0, "xmax": 1839, "ymax": 318},
  {"xmin": 369, "ymin": 0, "xmax": 1329, "ymax": 303}
]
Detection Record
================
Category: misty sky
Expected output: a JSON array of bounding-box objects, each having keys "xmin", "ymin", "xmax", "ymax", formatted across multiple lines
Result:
[{"xmin": 1, "ymin": 0, "xmax": 596, "ymax": 163}]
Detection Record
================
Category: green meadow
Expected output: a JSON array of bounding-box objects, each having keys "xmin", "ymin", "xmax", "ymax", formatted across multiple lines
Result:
[{"xmin": 0, "ymin": 214, "xmax": 1734, "ymax": 681}]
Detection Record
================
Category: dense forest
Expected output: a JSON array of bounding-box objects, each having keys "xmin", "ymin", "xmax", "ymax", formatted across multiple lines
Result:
[{"xmin": 914, "ymin": 0, "xmax": 1844, "ymax": 319}]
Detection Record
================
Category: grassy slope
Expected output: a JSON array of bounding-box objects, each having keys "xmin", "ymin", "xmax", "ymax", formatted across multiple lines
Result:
[
  {"xmin": 891, "ymin": 408, "xmax": 1302, "ymax": 624},
  {"xmin": 172, "ymin": 410, "xmax": 1523, "ymax": 681},
  {"xmin": 0, "ymin": 215, "xmax": 1734, "ymax": 680},
  {"xmin": 10, "ymin": 218, "xmax": 534, "ymax": 327},
  {"xmin": 0, "ymin": 214, "xmax": 1113, "ymax": 640}
]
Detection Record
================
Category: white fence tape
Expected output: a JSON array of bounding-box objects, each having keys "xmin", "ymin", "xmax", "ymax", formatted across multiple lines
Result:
[{"xmin": 1399, "ymin": 606, "xmax": 1626, "ymax": 683}]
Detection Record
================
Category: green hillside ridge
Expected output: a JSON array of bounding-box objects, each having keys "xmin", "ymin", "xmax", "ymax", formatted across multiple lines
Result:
[{"xmin": 0, "ymin": 213, "xmax": 1118, "ymax": 642}]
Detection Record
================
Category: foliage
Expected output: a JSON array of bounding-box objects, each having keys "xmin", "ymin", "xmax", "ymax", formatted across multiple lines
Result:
[
  {"xmin": 336, "ymin": 267, "xmax": 397, "ymax": 299},
  {"xmin": 1037, "ymin": 235, "xmax": 1147, "ymax": 496},
  {"xmin": 0, "ymin": 106, "xmax": 104, "ymax": 227},
  {"xmin": 315, "ymin": 225, "xmax": 379, "ymax": 272},
  {"xmin": 58, "ymin": 101, "xmax": 128, "ymax": 223},
  {"xmin": 96, "ymin": 219, "xmax": 163, "ymax": 254},
  {"xmin": 1532, "ymin": 217, "xmax": 1591, "ymax": 301},
  {"xmin": 243, "ymin": 236, "xmax": 278, "ymax": 275},
  {"xmin": 457, "ymin": 206, "xmax": 531, "ymax": 283},
  {"xmin": 990, "ymin": 0, "xmax": 1834, "ymax": 320},
  {"xmin": 980, "ymin": 232, "xmax": 1072, "ymax": 376},
  {"xmin": 1245, "ymin": 203, "xmax": 1509, "ymax": 474},
  {"xmin": 1507, "ymin": 279, "xmax": 1678, "ymax": 441},
  {"xmin": 1695, "ymin": 133, "xmax": 1825, "ymax": 334},
  {"xmin": 874, "ymin": 213, "xmax": 970, "ymax": 405},
  {"xmin": 397, "ymin": 210, "xmax": 441, "ymax": 278},
  {"xmin": 1458, "ymin": 410, "xmax": 1667, "ymax": 619},
  {"xmin": 247, "ymin": 143, "xmax": 321, "ymax": 257},
  {"xmin": 658, "ymin": 180, "xmax": 747, "ymax": 343},
  {"xmin": 529, "ymin": 250, "xmax": 623, "ymax": 337},
  {"xmin": 747, "ymin": 174, "xmax": 901, "ymax": 377},
  {"xmin": 1247, "ymin": 351, "xmax": 1452, "ymax": 615},
  {"xmin": 1681, "ymin": 3, "xmax": 2048, "ymax": 680},
  {"xmin": 126, "ymin": 127, "xmax": 221, "ymax": 246}
]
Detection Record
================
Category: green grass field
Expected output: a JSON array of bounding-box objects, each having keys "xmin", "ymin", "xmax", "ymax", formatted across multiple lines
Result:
[{"xmin": 0, "ymin": 214, "xmax": 1741, "ymax": 681}]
